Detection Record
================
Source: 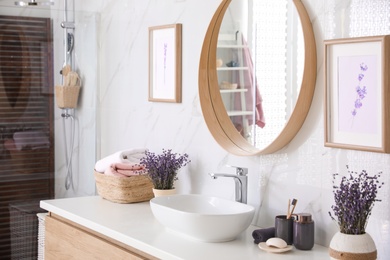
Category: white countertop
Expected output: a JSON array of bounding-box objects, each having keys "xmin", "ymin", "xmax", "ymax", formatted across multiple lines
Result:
[{"xmin": 40, "ymin": 196, "xmax": 329, "ymax": 260}]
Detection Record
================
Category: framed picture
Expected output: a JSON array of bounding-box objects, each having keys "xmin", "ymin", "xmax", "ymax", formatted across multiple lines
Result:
[
  {"xmin": 148, "ymin": 23, "xmax": 182, "ymax": 103},
  {"xmin": 324, "ymin": 35, "xmax": 390, "ymax": 153}
]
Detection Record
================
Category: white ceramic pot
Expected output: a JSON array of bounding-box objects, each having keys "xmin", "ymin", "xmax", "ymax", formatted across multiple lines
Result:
[
  {"xmin": 329, "ymin": 232, "xmax": 377, "ymax": 260},
  {"xmin": 152, "ymin": 188, "xmax": 176, "ymax": 197}
]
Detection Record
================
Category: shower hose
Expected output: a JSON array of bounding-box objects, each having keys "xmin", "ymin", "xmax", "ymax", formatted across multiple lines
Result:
[{"xmin": 62, "ymin": 110, "xmax": 75, "ymax": 190}]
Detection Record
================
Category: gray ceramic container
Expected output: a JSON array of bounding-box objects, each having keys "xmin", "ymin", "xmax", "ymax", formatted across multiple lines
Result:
[
  {"xmin": 275, "ymin": 215, "xmax": 294, "ymax": 245},
  {"xmin": 293, "ymin": 213, "xmax": 314, "ymax": 250}
]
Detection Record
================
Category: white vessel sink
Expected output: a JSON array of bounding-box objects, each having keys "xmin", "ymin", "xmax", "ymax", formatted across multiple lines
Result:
[{"xmin": 150, "ymin": 194, "xmax": 255, "ymax": 242}]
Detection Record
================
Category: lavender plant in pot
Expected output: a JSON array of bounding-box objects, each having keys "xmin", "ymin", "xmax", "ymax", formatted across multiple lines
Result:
[
  {"xmin": 140, "ymin": 149, "xmax": 190, "ymax": 197},
  {"xmin": 328, "ymin": 166, "xmax": 383, "ymax": 260}
]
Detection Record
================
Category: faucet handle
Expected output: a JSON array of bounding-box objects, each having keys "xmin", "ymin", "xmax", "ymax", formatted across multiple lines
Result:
[{"xmin": 226, "ymin": 165, "xmax": 248, "ymax": 176}]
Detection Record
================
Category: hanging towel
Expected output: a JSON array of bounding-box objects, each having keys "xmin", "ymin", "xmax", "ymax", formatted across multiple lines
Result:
[
  {"xmin": 104, "ymin": 163, "xmax": 146, "ymax": 177},
  {"xmin": 94, "ymin": 148, "xmax": 146, "ymax": 172},
  {"xmin": 232, "ymin": 35, "xmax": 266, "ymax": 129},
  {"xmin": 252, "ymin": 227, "xmax": 275, "ymax": 244}
]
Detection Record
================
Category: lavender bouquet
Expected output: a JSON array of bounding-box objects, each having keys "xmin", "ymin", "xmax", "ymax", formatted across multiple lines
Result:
[
  {"xmin": 140, "ymin": 149, "xmax": 190, "ymax": 190},
  {"xmin": 329, "ymin": 166, "xmax": 383, "ymax": 235}
]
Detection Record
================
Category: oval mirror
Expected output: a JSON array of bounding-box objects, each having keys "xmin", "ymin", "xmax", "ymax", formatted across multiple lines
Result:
[{"xmin": 199, "ymin": 0, "xmax": 317, "ymax": 156}]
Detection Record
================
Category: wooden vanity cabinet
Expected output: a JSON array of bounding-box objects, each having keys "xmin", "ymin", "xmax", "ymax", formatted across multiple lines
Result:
[{"xmin": 44, "ymin": 213, "xmax": 157, "ymax": 260}]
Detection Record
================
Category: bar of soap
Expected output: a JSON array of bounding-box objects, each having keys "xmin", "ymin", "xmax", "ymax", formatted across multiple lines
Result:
[{"xmin": 266, "ymin": 237, "xmax": 287, "ymax": 249}]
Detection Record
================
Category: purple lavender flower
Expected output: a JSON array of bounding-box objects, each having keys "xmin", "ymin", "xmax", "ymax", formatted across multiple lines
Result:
[
  {"xmin": 360, "ymin": 63, "xmax": 368, "ymax": 71},
  {"xmin": 356, "ymin": 86, "xmax": 367, "ymax": 99},
  {"xmin": 351, "ymin": 63, "xmax": 368, "ymax": 117},
  {"xmin": 329, "ymin": 166, "xmax": 383, "ymax": 235},
  {"xmin": 140, "ymin": 149, "xmax": 190, "ymax": 190},
  {"xmin": 163, "ymin": 43, "xmax": 167, "ymax": 69},
  {"xmin": 354, "ymin": 99, "xmax": 363, "ymax": 109},
  {"xmin": 163, "ymin": 43, "xmax": 168, "ymax": 83}
]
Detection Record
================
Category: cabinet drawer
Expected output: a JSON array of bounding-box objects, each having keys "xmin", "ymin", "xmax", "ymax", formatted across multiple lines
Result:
[{"xmin": 45, "ymin": 215, "xmax": 152, "ymax": 260}]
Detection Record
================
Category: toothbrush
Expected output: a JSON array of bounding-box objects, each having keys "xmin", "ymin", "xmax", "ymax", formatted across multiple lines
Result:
[
  {"xmin": 287, "ymin": 199, "xmax": 298, "ymax": 219},
  {"xmin": 287, "ymin": 199, "xmax": 291, "ymax": 218}
]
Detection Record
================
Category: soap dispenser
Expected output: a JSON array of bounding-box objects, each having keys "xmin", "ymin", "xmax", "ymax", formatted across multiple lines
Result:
[{"xmin": 293, "ymin": 213, "xmax": 314, "ymax": 250}]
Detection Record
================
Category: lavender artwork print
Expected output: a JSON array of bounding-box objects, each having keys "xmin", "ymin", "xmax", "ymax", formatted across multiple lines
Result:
[
  {"xmin": 337, "ymin": 55, "xmax": 378, "ymax": 134},
  {"xmin": 351, "ymin": 63, "xmax": 368, "ymax": 118},
  {"xmin": 151, "ymin": 27, "xmax": 176, "ymax": 100}
]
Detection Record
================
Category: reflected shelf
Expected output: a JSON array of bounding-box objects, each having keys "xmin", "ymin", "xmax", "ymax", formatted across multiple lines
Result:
[
  {"xmin": 220, "ymin": 89, "xmax": 248, "ymax": 93},
  {"xmin": 227, "ymin": 111, "xmax": 253, "ymax": 116},
  {"xmin": 217, "ymin": 44, "xmax": 248, "ymax": 48},
  {"xmin": 217, "ymin": 67, "xmax": 248, "ymax": 71}
]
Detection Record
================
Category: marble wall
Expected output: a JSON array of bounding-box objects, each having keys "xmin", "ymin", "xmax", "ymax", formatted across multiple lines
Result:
[
  {"xmin": 2, "ymin": 0, "xmax": 389, "ymax": 258},
  {"xmin": 77, "ymin": 0, "xmax": 390, "ymax": 257}
]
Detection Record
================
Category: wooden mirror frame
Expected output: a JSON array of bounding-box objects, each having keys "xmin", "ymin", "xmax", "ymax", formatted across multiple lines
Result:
[{"xmin": 199, "ymin": 0, "xmax": 317, "ymax": 156}]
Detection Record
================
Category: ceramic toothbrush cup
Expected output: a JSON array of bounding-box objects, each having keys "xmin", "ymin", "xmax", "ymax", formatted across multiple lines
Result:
[{"xmin": 275, "ymin": 215, "xmax": 294, "ymax": 245}]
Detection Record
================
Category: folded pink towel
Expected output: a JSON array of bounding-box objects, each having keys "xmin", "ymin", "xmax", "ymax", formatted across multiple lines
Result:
[
  {"xmin": 104, "ymin": 163, "xmax": 146, "ymax": 177},
  {"xmin": 94, "ymin": 148, "xmax": 147, "ymax": 172}
]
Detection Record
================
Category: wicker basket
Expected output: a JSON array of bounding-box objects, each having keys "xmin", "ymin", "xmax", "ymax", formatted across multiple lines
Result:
[
  {"xmin": 37, "ymin": 213, "xmax": 47, "ymax": 260},
  {"xmin": 94, "ymin": 171, "xmax": 154, "ymax": 203},
  {"xmin": 9, "ymin": 200, "xmax": 47, "ymax": 259},
  {"xmin": 55, "ymin": 85, "xmax": 81, "ymax": 109}
]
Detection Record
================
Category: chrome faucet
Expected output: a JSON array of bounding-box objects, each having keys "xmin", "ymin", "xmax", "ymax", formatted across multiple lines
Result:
[{"xmin": 209, "ymin": 166, "xmax": 248, "ymax": 204}]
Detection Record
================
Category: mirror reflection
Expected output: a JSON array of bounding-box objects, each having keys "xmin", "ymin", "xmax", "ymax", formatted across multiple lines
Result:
[{"xmin": 216, "ymin": 0, "xmax": 304, "ymax": 150}]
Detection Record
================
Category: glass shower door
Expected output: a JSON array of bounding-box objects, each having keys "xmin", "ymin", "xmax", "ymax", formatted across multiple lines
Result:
[{"xmin": 0, "ymin": 15, "xmax": 54, "ymax": 259}]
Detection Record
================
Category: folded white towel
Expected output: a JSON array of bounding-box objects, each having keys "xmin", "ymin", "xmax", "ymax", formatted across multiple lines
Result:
[
  {"xmin": 94, "ymin": 148, "xmax": 146, "ymax": 173},
  {"xmin": 121, "ymin": 149, "xmax": 147, "ymax": 164}
]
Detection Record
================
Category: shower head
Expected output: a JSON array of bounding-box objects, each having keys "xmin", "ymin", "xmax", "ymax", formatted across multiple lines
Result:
[{"xmin": 15, "ymin": 0, "xmax": 54, "ymax": 6}]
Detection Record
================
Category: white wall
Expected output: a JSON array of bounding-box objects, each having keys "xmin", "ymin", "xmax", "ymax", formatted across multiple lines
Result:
[{"xmin": 72, "ymin": 0, "xmax": 390, "ymax": 257}]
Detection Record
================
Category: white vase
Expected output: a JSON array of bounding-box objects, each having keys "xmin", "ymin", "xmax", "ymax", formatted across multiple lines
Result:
[
  {"xmin": 329, "ymin": 231, "xmax": 377, "ymax": 260},
  {"xmin": 152, "ymin": 188, "xmax": 176, "ymax": 197}
]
